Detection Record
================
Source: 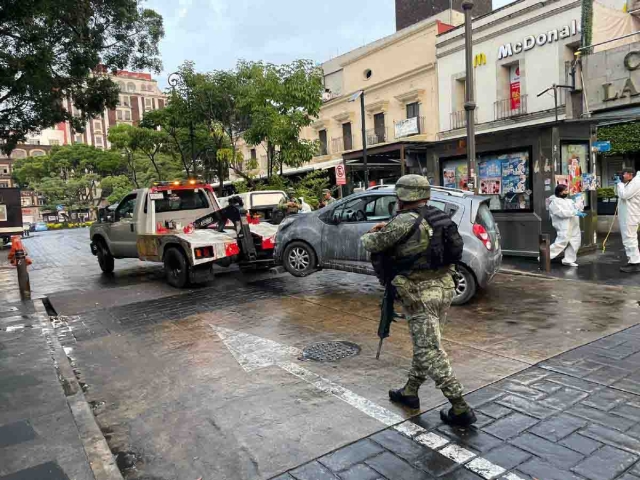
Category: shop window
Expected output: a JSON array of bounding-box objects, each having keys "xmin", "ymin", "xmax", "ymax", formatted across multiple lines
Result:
[
  {"xmin": 441, "ymin": 149, "xmax": 532, "ymax": 211},
  {"xmin": 560, "ymin": 143, "xmax": 591, "ymax": 209},
  {"xmin": 406, "ymin": 102, "xmax": 420, "ymax": 119},
  {"xmin": 319, "ymin": 129, "xmax": 328, "ymax": 155}
]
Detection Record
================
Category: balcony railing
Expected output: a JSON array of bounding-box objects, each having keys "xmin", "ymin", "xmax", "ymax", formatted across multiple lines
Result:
[
  {"xmin": 366, "ymin": 128, "xmax": 389, "ymax": 146},
  {"xmin": 393, "ymin": 116, "xmax": 425, "ymax": 138},
  {"xmin": 331, "ymin": 136, "xmax": 354, "ymax": 153},
  {"xmin": 450, "ymin": 109, "xmax": 479, "ymax": 130},
  {"xmin": 494, "ymin": 95, "xmax": 528, "ymax": 121}
]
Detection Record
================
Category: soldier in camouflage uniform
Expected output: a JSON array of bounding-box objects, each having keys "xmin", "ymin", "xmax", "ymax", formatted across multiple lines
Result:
[
  {"xmin": 361, "ymin": 174, "xmax": 476, "ymax": 426},
  {"xmin": 278, "ymin": 189, "xmax": 301, "ymax": 215}
]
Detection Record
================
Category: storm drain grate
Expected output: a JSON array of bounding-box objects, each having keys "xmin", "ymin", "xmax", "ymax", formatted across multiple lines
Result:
[{"xmin": 302, "ymin": 341, "xmax": 360, "ymax": 362}]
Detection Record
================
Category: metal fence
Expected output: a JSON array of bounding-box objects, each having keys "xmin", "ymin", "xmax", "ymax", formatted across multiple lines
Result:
[
  {"xmin": 450, "ymin": 109, "xmax": 479, "ymax": 130},
  {"xmin": 366, "ymin": 128, "xmax": 389, "ymax": 146}
]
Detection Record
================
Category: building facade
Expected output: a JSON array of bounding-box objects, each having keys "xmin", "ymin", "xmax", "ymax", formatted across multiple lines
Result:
[
  {"xmin": 434, "ymin": 0, "xmax": 595, "ymax": 255},
  {"xmin": 232, "ymin": 11, "xmax": 464, "ymax": 189}
]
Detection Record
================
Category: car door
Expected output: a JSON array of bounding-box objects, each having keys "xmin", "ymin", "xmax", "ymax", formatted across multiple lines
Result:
[
  {"xmin": 109, "ymin": 193, "xmax": 139, "ymax": 258},
  {"xmin": 321, "ymin": 194, "xmax": 396, "ymax": 263}
]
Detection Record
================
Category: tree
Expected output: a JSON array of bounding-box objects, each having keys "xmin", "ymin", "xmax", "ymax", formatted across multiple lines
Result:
[
  {"xmin": 238, "ymin": 60, "xmax": 323, "ymax": 178},
  {"xmin": 100, "ymin": 175, "xmax": 134, "ymax": 204},
  {"xmin": 12, "ymin": 144, "xmax": 123, "ymax": 185},
  {"xmin": 129, "ymin": 127, "xmax": 167, "ymax": 180},
  {"xmin": 0, "ymin": 0, "xmax": 164, "ymax": 153},
  {"xmin": 107, "ymin": 124, "xmax": 140, "ymax": 187}
]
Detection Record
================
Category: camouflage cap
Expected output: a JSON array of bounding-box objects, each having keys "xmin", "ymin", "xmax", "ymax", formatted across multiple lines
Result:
[
  {"xmin": 395, "ymin": 174, "xmax": 431, "ymax": 202},
  {"xmin": 322, "ymin": 189, "xmax": 331, "ymax": 194}
]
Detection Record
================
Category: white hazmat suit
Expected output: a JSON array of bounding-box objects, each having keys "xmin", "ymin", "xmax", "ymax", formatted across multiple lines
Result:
[
  {"xmin": 617, "ymin": 172, "xmax": 640, "ymax": 265},
  {"xmin": 548, "ymin": 196, "xmax": 582, "ymax": 265}
]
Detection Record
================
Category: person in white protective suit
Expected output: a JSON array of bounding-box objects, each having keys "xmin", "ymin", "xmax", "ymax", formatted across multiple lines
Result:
[
  {"xmin": 616, "ymin": 168, "xmax": 640, "ymax": 273},
  {"xmin": 299, "ymin": 197, "xmax": 312, "ymax": 213},
  {"xmin": 548, "ymin": 184, "xmax": 586, "ymax": 267}
]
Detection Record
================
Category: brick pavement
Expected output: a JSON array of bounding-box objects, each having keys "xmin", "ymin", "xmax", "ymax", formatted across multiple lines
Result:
[{"xmin": 274, "ymin": 323, "xmax": 640, "ymax": 480}]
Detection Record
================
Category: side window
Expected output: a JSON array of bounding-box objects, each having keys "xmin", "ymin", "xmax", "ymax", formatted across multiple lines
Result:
[
  {"xmin": 364, "ymin": 196, "xmax": 396, "ymax": 221},
  {"xmin": 115, "ymin": 194, "xmax": 137, "ymax": 221},
  {"xmin": 332, "ymin": 197, "xmax": 370, "ymax": 223},
  {"xmin": 428, "ymin": 199, "xmax": 459, "ymax": 218},
  {"xmin": 428, "ymin": 199, "xmax": 447, "ymax": 212}
]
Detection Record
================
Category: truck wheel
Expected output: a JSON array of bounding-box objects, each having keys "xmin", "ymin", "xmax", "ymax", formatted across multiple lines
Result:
[
  {"xmin": 283, "ymin": 241, "xmax": 317, "ymax": 277},
  {"xmin": 96, "ymin": 241, "xmax": 114, "ymax": 273},
  {"xmin": 452, "ymin": 264, "xmax": 477, "ymax": 306},
  {"xmin": 164, "ymin": 247, "xmax": 189, "ymax": 288}
]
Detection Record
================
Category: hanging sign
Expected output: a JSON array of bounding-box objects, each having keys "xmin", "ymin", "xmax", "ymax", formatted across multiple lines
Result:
[
  {"xmin": 335, "ymin": 164, "xmax": 347, "ymax": 186},
  {"xmin": 510, "ymin": 66, "xmax": 521, "ymax": 111}
]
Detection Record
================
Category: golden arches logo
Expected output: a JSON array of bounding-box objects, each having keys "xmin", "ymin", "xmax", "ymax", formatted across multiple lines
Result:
[{"xmin": 474, "ymin": 53, "xmax": 487, "ymax": 67}]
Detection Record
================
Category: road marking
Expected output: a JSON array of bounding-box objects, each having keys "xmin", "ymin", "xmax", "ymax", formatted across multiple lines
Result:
[{"xmin": 211, "ymin": 325, "xmax": 524, "ymax": 480}]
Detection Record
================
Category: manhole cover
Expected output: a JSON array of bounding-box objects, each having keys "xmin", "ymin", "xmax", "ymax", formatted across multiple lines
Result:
[{"xmin": 302, "ymin": 341, "xmax": 360, "ymax": 362}]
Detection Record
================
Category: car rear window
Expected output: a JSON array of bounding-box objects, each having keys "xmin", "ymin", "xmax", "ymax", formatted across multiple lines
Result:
[
  {"xmin": 151, "ymin": 190, "xmax": 210, "ymax": 213},
  {"xmin": 476, "ymin": 202, "xmax": 498, "ymax": 238}
]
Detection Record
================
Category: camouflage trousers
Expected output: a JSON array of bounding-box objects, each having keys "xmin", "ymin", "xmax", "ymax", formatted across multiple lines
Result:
[{"xmin": 393, "ymin": 275, "xmax": 464, "ymax": 399}]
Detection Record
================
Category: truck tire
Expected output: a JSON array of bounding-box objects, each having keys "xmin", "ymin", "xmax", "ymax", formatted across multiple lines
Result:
[
  {"xmin": 96, "ymin": 240, "xmax": 115, "ymax": 273},
  {"xmin": 283, "ymin": 241, "xmax": 317, "ymax": 277},
  {"xmin": 452, "ymin": 264, "xmax": 477, "ymax": 306},
  {"xmin": 164, "ymin": 247, "xmax": 189, "ymax": 288}
]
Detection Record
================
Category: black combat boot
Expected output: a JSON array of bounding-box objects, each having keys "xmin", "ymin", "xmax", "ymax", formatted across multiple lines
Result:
[
  {"xmin": 440, "ymin": 397, "xmax": 477, "ymax": 427},
  {"xmin": 621, "ymin": 263, "xmax": 640, "ymax": 273},
  {"xmin": 389, "ymin": 388, "xmax": 420, "ymax": 409},
  {"xmin": 389, "ymin": 379, "xmax": 421, "ymax": 409}
]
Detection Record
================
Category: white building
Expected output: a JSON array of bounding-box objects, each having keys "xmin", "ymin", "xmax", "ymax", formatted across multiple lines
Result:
[{"xmin": 437, "ymin": 0, "xmax": 582, "ymax": 136}]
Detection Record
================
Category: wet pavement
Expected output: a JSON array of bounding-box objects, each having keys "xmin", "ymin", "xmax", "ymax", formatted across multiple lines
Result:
[
  {"xmin": 502, "ymin": 234, "xmax": 640, "ymax": 287},
  {"xmin": 2, "ymin": 229, "xmax": 640, "ymax": 479}
]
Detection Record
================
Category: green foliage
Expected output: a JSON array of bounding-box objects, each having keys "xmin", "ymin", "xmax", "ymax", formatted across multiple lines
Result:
[
  {"xmin": 237, "ymin": 60, "xmax": 324, "ymax": 176},
  {"xmin": 100, "ymin": 175, "xmax": 134, "ymax": 204},
  {"xmin": 0, "ymin": 0, "xmax": 164, "ymax": 153},
  {"xmin": 47, "ymin": 222, "xmax": 94, "ymax": 230},
  {"xmin": 597, "ymin": 123, "xmax": 640, "ymax": 156},
  {"xmin": 597, "ymin": 187, "xmax": 616, "ymax": 199}
]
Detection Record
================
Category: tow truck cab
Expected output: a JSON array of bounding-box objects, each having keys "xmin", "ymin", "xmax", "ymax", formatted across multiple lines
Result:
[{"xmin": 90, "ymin": 181, "xmax": 277, "ymax": 287}]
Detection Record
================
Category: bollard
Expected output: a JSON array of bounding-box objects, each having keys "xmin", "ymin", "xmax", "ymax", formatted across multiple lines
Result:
[
  {"xmin": 15, "ymin": 249, "xmax": 31, "ymax": 301},
  {"xmin": 539, "ymin": 234, "xmax": 551, "ymax": 273}
]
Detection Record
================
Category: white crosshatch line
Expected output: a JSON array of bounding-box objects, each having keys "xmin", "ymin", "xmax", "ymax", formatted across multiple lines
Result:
[{"xmin": 211, "ymin": 325, "xmax": 525, "ymax": 480}]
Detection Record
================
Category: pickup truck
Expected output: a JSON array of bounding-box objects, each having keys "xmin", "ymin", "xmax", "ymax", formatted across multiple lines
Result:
[
  {"xmin": 89, "ymin": 182, "xmax": 278, "ymax": 287},
  {"xmin": 218, "ymin": 190, "xmax": 286, "ymax": 224}
]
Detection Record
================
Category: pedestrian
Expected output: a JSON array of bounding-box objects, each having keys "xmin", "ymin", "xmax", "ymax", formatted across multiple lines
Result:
[
  {"xmin": 548, "ymin": 184, "xmax": 585, "ymax": 267},
  {"xmin": 616, "ymin": 168, "xmax": 640, "ymax": 273},
  {"xmin": 299, "ymin": 197, "xmax": 312, "ymax": 213},
  {"xmin": 278, "ymin": 189, "xmax": 301, "ymax": 216},
  {"xmin": 361, "ymin": 174, "xmax": 476, "ymax": 427},
  {"xmin": 319, "ymin": 189, "xmax": 336, "ymax": 208}
]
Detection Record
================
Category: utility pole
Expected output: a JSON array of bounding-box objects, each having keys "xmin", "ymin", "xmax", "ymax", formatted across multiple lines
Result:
[{"xmin": 462, "ymin": 0, "xmax": 477, "ymax": 193}]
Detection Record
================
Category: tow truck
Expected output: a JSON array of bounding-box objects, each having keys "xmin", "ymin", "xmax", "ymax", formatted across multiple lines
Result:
[{"xmin": 89, "ymin": 181, "xmax": 278, "ymax": 287}]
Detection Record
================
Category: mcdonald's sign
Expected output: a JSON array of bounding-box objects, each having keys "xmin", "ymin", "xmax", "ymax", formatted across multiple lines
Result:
[{"xmin": 474, "ymin": 53, "xmax": 487, "ymax": 68}]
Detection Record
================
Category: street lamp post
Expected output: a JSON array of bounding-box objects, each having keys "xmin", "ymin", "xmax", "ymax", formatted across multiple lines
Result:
[
  {"xmin": 168, "ymin": 72, "xmax": 196, "ymax": 175},
  {"xmin": 462, "ymin": 0, "xmax": 477, "ymax": 194},
  {"xmin": 349, "ymin": 90, "xmax": 369, "ymax": 188}
]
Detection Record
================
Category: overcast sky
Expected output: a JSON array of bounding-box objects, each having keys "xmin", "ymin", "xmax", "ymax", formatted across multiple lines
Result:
[{"xmin": 146, "ymin": 0, "xmax": 513, "ymax": 89}]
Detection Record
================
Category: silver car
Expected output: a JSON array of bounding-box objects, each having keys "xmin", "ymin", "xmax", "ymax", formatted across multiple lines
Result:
[{"xmin": 274, "ymin": 186, "xmax": 502, "ymax": 305}]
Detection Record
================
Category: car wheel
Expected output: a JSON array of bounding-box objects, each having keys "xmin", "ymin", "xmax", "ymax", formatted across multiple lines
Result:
[
  {"xmin": 96, "ymin": 240, "xmax": 115, "ymax": 274},
  {"xmin": 451, "ymin": 264, "xmax": 477, "ymax": 306},
  {"xmin": 164, "ymin": 247, "xmax": 189, "ymax": 288},
  {"xmin": 283, "ymin": 241, "xmax": 317, "ymax": 277}
]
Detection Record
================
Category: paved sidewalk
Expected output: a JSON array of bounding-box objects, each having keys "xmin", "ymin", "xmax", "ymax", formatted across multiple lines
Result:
[
  {"xmin": 0, "ymin": 299, "xmax": 121, "ymax": 480},
  {"xmin": 276, "ymin": 323, "xmax": 640, "ymax": 480}
]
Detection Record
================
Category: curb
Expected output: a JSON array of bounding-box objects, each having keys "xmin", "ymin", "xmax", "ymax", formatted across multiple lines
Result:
[
  {"xmin": 498, "ymin": 267, "xmax": 558, "ymax": 280},
  {"xmin": 35, "ymin": 300, "xmax": 124, "ymax": 480}
]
